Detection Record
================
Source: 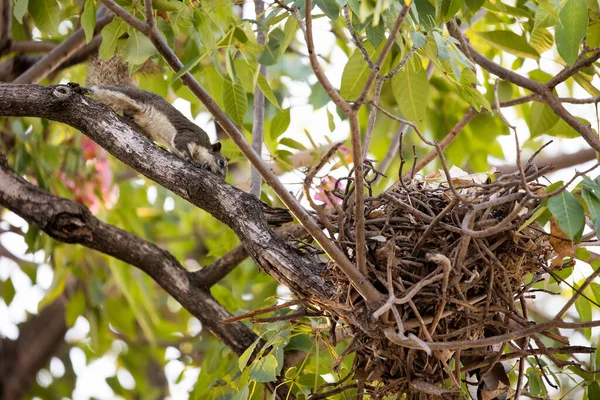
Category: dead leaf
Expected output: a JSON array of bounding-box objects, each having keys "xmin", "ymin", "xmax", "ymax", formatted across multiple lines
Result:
[{"xmin": 549, "ymin": 217, "xmax": 575, "ymax": 268}]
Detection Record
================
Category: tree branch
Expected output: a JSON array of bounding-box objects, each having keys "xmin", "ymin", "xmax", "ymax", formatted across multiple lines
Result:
[
  {"xmin": 355, "ymin": 2, "xmax": 410, "ymax": 106},
  {"xmin": 447, "ymin": 21, "xmax": 600, "ymax": 153},
  {"xmin": 303, "ymin": 0, "xmax": 352, "ymax": 114},
  {"xmin": 0, "ymin": 83, "xmax": 345, "ymax": 304},
  {"xmin": 250, "ymin": 0, "xmax": 266, "ymax": 198},
  {"xmin": 97, "ymin": 0, "xmax": 383, "ymax": 304},
  {"xmin": 0, "ymin": 153, "xmax": 259, "ymax": 356},
  {"xmin": 13, "ymin": 13, "xmax": 113, "ymax": 84}
]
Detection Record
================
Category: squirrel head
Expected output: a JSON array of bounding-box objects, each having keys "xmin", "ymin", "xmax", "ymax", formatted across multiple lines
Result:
[{"xmin": 211, "ymin": 142, "xmax": 228, "ymax": 179}]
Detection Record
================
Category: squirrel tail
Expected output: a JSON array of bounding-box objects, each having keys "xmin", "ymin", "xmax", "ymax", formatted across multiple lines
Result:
[{"xmin": 86, "ymin": 54, "xmax": 137, "ymax": 88}]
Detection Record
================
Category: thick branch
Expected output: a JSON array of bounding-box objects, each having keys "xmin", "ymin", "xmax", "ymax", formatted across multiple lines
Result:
[
  {"xmin": 0, "ymin": 153, "xmax": 258, "ymax": 356},
  {"xmin": 0, "ymin": 83, "xmax": 341, "ymax": 307}
]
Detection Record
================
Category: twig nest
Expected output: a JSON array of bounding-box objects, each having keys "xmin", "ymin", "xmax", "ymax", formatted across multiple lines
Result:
[{"xmin": 318, "ymin": 168, "xmax": 555, "ymax": 398}]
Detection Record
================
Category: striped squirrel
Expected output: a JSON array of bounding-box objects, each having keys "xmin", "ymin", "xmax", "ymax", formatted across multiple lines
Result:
[{"xmin": 86, "ymin": 56, "xmax": 227, "ymax": 178}]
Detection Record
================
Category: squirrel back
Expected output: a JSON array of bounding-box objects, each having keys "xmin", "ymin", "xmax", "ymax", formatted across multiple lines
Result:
[{"xmin": 86, "ymin": 55, "xmax": 228, "ymax": 178}]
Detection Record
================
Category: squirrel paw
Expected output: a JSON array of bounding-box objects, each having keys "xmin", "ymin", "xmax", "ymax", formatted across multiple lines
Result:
[{"xmin": 68, "ymin": 82, "xmax": 90, "ymax": 95}]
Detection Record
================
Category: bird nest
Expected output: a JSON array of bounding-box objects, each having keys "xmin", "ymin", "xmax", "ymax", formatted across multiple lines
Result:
[{"xmin": 308, "ymin": 160, "xmax": 558, "ymax": 399}]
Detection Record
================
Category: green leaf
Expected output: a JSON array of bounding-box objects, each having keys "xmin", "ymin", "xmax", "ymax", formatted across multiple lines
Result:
[
  {"xmin": 590, "ymin": 282, "xmax": 600, "ymax": 307},
  {"xmin": 528, "ymin": 102, "xmax": 559, "ymax": 137},
  {"xmin": 326, "ymin": 108, "xmax": 336, "ymax": 132},
  {"xmin": 588, "ymin": 22, "xmax": 600, "ymax": 48},
  {"xmin": 29, "ymin": 0, "xmax": 60, "ymax": 36},
  {"xmin": 232, "ymin": 385, "xmax": 249, "ymax": 400},
  {"xmin": 347, "ymin": 0, "xmax": 360, "ymax": 15},
  {"xmin": 169, "ymin": 4, "xmax": 193, "ymax": 28},
  {"xmin": 475, "ymin": 31, "xmax": 540, "ymax": 59},
  {"xmin": 66, "ymin": 290, "xmax": 86, "ymax": 327},
  {"xmin": 546, "ymin": 117, "xmax": 588, "ymax": 139},
  {"xmin": 1, "ymin": 279, "xmax": 16, "ymax": 306},
  {"xmin": 123, "ymin": 31, "xmax": 157, "ymax": 66},
  {"xmin": 99, "ymin": 19, "xmax": 126, "ymax": 60},
  {"xmin": 281, "ymin": 16, "xmax": 299, "ymax": 55},
  {"xmin": 340, "ymin": 42, "xmax": 377, "ymax": 99},
  {"xmin": 589, "ymin": 382, "xmax": 600, "ymax": 400},
  {"xmin": 529, "ymin": 28, "xmax": 554, "ymax": 54},
  {"xmin": 412, "ymin": 31, "xmax": 427, "ymax": 49},
  {"xmin": 223, "ymin": 79, "xmax": 248, "ymax": 125},
  {"xmin": 432, "ymin": 31, "xmax": 450, "ymax": 59},
  {"xmin": 259, "ymin": 28, "xmax": 284, "ymax": 66},
  {"xmin": 392, "ymin": 58, "xmax": 430, "ymax": 128},
  {"xmin": 315, "ymin": 0, "xmax": 339, "ymax": 20},
  {"xmin": 547, "ymin": 189, "xmax": 585, "ymax": 240},
  {"xmin": 152, "ymin": 0, "xmax": 183, "ymax": 11},
  {"xmin": 464, "ymin": 0, "xmax": 485, "ymax": 15},
  {"xmin": 573, "ymin": 73, "xmax": 600, "ymax": 97},
  {"xmin": 239, "ymin": 339, "xmax": 260, "ymax": 371},
  {"xmin": 81, "ymin": 0, "xmax": 96, "ymax": 44},
  {"xmin": 456, "ymin": 85, "xmax": 491, "ymax": 112},
  {"xmin": 256, "ymin": 73, "xmax": 281, "ymax": 110},
  {"xmin": 366, "ymin": 20, "xmax": 385, "ymax": 48},
  {"xmin": 173, "ymin": 54, "xmax": 205, "ymax": 81},
  {"xmin": 104, "ymin": 298, "xmax": 135, "ymax": 337},
  {"xmin": 249, "ymin": 353, "xmax": 278, "ymax": 382},
  {"xmin": 194, "ymin": 10, "xmax": 216, "ymax": 51},
  {"xmin": 555, "ymin": 0, "xmax": 588, "ymax": 65},
  {"xmin": 279, "ymin": 138, "xmax": 306, "ymax": 150},
  {"xmin": 13, "ymin": 0, "xmax": 29, "ymax": 23},
  {"xmin": 270, "ymin": 108, "xmax": 291, "ymax": 139},
  {"xmin": 574, "ymin": 282, "xmax": 592, "ymax": 339},
  {"xmin": 533, "ymin": 1, "xmax": 558, "ymax": 30},
  {"xmin": 582, "ymin": 188, "xmax": 600, "ymax": 221}
]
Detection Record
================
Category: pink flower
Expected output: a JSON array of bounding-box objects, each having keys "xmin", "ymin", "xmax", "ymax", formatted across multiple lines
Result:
[{"xmin": 313, "ymin": 176, "xmax": 344, "ymax": 208}]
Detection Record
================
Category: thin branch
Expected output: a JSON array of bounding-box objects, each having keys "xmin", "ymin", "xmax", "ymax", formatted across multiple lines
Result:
[
  {"xmin": 143, "ymin": 0, "xmax": 154, "ymax": 27},
  {"xmin": 303, "ymin": 0, "xmax": 352, "ymax": 113},
  {"xmin": 342, "ymin": 5, "xmax": 375, "ymax": 69},
  {"xmin": 554, "ymin": 254, "xmax": 600, "ymax": 321},
  {"xmin": 250, "ymin": 0, "xmax": 267, "ymax": 198},
  {"xmin": 547, "ymin": 50, "xmax": 600, "ymax": 89},
  {"xmin": 558, "ymin": 96, "xmax": 600, "ymax": 104},
  {"xmin": 194, "ymin": 225, "xmax": 307, "ymax": 287},
  {"xmin": 13, "ymin": 13, "xmax": 113, "ymax": 84},
  {"xmin": 355, "ymin": 3, "xmax": 411, "ymax": 105},
  {"xmin": 383, "ymin": 47, "xmax": 416, "ymax": 80},
  {"xmin": 447, "ymin": 21, "xmax": 600, "ymax": 153},
  {"xmin": 363, "ymin": 77, "xmax": 384, "ymax": 158},
  {"xmin": 348, "ymin": 111, "xmax": 368, "ymax": 274},
  {"xmin": 97, "ymin": 0, "xmax": 383, "ymax": 304},
  {"xmin": 493, "ymin": 148, "xmax": 597, "ymax": 174},
  {"xmin": 8, "ymin": 40, "xmax": 57, "ymax": 53},
  {"xmin": 304, "ymin": 0, "xmax": 371, "ymax": 279}
]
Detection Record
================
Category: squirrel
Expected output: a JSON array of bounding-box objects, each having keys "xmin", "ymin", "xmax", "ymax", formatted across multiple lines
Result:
[{"xmin": 85, "ymin": 55, "xmax": 227, "ymax": 178}]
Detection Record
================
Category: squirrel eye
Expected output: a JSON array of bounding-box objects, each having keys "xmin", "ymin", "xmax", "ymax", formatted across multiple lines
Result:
[{"xmin": 219, "ymin": 159, "xmax": 226, "ymax": 167}]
